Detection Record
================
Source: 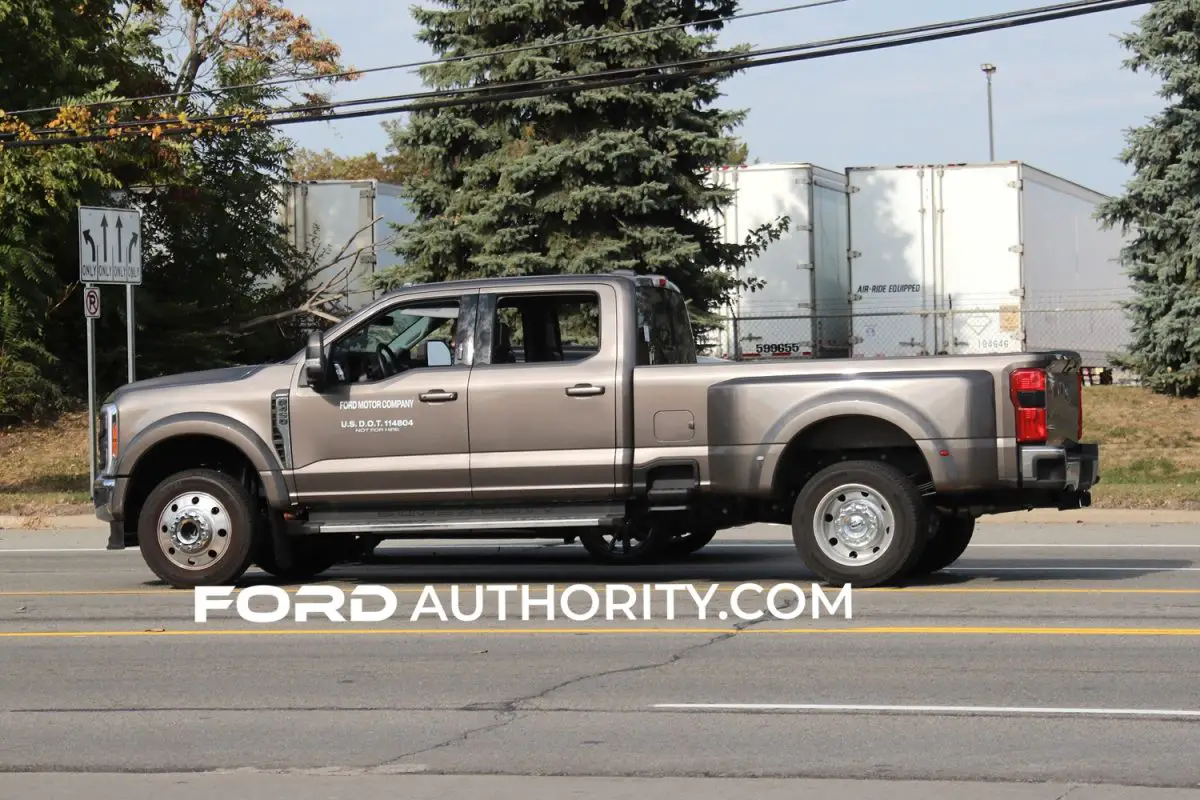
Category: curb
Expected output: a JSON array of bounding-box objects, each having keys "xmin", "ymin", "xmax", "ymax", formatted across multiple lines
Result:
[{"xmin": 3, "ymin": 509, "xmax": 1200, "ymax": 531}]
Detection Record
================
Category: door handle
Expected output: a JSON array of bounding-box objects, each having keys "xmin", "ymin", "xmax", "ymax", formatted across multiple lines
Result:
[
  {"xmin": 565, "ymin": 383, "xmax": 604, "ymax": 397},
  {"xmin": 419, "ymin": 389, "xmax": 458, "ymax": 403}
]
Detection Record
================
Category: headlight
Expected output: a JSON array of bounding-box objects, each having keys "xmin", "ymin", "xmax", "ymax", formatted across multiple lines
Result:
[{"xmin": 97, "ymin": 404, "xmax": 118, "ymax": 476}]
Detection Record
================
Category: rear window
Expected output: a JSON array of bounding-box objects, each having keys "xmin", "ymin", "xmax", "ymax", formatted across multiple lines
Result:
[{"xmin": 636, "ymin": 286, "xmax": 697, "ymax": 365}]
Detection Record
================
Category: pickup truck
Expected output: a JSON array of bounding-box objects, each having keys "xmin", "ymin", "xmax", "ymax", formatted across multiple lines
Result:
[{"xmin": 93, "ymin": 270, "xmax": 1099, "ymax": 589}]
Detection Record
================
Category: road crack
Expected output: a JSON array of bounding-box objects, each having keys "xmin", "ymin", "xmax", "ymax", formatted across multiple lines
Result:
[{"xmin": 370, "ymin": 593, "xmax": 799, "ymax": 770}]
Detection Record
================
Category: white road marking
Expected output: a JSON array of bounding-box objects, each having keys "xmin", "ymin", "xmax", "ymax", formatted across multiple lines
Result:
[
  {"xmin": 652, "ymin": 702, "xmax": 1200, "ymax": 718},
  {"xmin": 0, "ymin": 548, "xmax": 121, "ymax": 554}
]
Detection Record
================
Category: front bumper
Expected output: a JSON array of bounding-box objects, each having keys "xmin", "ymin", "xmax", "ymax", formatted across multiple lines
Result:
[
  {"xmin": 1019, "ymin": 442, "xmax": 1100, "ymax": 508},
  {"xmin": 93, "ymin": 477, "xmax": 131, "ymax": 550}
]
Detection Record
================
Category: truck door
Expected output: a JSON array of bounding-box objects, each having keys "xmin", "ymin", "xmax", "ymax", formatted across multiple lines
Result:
[
  {"xmin": 287, "ymin": 290, "xmax": 478, "ymax": 506},
  {"xmin": 466, "ymin": 284, "xmax": 620, "ymax": 502}
]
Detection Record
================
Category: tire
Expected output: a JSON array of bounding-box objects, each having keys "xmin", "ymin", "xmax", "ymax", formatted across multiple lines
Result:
[
  {"xmin": 136, "ymin": 468, "xmax": 258, "ymax": 589},
  {"xmin": 253, "ymin": 535, "xmax": 345, "ymax": 582},
  {"xmin": 791, "ymin": 459, "xmax": 931, "ymax": 587},
  {"xmin": 663, "ymin": 527, "xmax": 718, "ymax": 557},
  {"xmin": 911, "ymin": 516, "xmax": 976, "ymax": 575},
  {"xmin": 578, "ymin": 524, "xmax": 671, "ymax": 564}
]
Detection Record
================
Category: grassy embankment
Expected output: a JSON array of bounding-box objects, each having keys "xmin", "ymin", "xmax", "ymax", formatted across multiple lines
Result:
[{"xmin": 1, "ymin": 386, "xmax": 1197, "ymax": 523}]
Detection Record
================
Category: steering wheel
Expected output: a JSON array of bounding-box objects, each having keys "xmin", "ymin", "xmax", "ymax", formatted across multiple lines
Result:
[{"xmin": 376, "ymin": 343, "xmax": 402, "ymax": 377}]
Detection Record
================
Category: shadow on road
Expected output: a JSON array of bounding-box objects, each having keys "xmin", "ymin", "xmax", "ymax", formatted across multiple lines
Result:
[{"xmin": 133, "ymin": 542, "xmax": 1198, "ymax": 589}]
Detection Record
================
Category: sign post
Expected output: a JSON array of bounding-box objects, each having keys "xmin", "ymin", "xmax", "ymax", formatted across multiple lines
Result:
[{"xmin": 79, "ymin": 206, "xmax": 142, "ymax": 495}]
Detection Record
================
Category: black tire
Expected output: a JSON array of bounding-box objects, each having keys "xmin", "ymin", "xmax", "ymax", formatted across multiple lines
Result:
[
  {"xmin": 578, "ymin": 524, "xmax": 671, "ymax": 564},
  {"xmin": 791, "ymin": 459, "xmax": 931, "ymax": 587},
  {"xmin": 136, "ymin": 468, "xmax": 258, "ymax": 589},
  {"xmin": 253, "ymin": 535, "xmax": 345, "ymax": 582},
  {"xmin": 663, "ymin": 527, "xmax": 718, "ymax": 557},
  {"xmin": 911, "ymin": 516, "xmax": 976, "ymax": 575}
]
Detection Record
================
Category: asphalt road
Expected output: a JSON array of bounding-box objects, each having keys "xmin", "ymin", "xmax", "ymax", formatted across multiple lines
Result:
[{"xmin": 2, "ymin": 520, "xmax": 1200, "ymax": 799}]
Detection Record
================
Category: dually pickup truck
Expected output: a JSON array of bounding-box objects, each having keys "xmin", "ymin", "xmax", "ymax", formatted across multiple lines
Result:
[{"xmin": 93, "ymin": 270, "xmax": 1099, "ymax": 589}]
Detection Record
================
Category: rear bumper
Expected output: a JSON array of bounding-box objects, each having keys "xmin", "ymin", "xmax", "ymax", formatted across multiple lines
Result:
[{"xmin": 1019, "ymin": 442, "xmax": 1100, "ymax": 509}]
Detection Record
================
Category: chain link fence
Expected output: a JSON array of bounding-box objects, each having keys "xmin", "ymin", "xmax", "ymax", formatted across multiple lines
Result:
[{"xmin": 708, "ymin": 304, "xmax": 1135, "ymax": 376}]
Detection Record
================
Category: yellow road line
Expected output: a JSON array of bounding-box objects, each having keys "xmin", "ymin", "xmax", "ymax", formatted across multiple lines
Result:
[
  {"xmin": 6, "ymin": 625, "xmax": 1200, "ymax": 639},
  {"xmin": 5, "ymin": 585, "xmax": 1200, "ymax": 598}
]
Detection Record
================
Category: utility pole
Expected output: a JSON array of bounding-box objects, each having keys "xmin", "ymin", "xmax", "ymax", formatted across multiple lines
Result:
[{"xmin": 981, "ymin": 63, "xmax": 996, "ymax": 161}]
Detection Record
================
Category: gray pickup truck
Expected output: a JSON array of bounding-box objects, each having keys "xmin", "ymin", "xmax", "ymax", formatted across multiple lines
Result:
[{"xmin": 93, "ymin": 270, "xmax": 1098, "ymax": 589}]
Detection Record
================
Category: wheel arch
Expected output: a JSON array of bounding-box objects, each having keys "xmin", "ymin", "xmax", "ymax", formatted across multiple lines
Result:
[
  {"xmin": 769, "ymin": 408, "xmax": 936, "ymax": 499},
  {"xmin": 116, "ymin": 414, "xmax": 289, "ymax": 532}
]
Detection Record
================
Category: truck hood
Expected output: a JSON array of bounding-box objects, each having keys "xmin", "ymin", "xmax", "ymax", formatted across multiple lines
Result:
[{"xmin": 106, "ymin": 365, "xmax": 268, "ymax": 403}]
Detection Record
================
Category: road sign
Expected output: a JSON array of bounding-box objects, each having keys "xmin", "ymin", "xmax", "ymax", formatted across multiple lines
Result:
[
  {"xmin": 84, "ymin": 285, "xmax": 101, "ymax": 318},
  {"xmin": 79, "ymin": 206, "xmax": 142, "ymax": 284}
]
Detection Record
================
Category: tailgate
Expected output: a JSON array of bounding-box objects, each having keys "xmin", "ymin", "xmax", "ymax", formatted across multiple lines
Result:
[{"xmin": 1044, "ymin": 354, "xmax": 1084, "ymax": 445}]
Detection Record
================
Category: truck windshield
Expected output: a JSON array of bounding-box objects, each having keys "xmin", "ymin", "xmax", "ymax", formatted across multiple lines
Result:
[{"xmin": 636, "ymin": 285, "xmax": 697, "ymax": 365}]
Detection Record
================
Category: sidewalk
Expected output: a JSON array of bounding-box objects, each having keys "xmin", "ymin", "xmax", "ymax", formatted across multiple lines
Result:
[{"xmin": 3, "ymin": 508, "xmax": 1200, "ymax": 531}]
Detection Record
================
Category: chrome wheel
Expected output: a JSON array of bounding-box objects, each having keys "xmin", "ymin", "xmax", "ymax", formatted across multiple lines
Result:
[
  {"xmin": 156, "ymin": 491, "xmax": 233, "ymax": 571},
  {"xmin": 812, "ymin": 482, "xmax": 895, "ymax": 567}
]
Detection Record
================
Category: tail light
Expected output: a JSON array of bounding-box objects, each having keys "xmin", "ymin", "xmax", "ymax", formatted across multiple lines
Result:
[{"xmin": 1010, "ymin": 368, "xmax": 1047, "ymax": 444}]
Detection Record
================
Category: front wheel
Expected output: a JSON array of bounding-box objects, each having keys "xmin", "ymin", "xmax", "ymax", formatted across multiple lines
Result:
[
  {"xmin": 791, "ymin": 460, "xmax": 931, "ymax": 587},
  {"xmin": 137, "ymin": 468, "xmax": 257, "ymax": 589}
]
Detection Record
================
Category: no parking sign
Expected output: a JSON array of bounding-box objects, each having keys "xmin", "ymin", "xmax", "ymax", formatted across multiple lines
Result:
[{"xmin": 84, "ymin": 285, "xmax": 101, "ymax": 319}]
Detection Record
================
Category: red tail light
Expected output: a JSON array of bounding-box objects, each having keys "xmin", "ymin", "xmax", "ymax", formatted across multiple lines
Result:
[{"xmin": 1010, "ymin": 368, "xmax": 1047, "ymax": 444}]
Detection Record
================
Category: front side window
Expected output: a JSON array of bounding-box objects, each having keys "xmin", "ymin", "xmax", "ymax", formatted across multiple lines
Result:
[{"xmin": 328, "ymin": 299, "xmax": 460, "ymax": 383}]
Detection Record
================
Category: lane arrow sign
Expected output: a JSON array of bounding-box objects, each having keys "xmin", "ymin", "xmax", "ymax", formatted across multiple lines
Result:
[
  {"xmin": 82, "ymin": 229, "xmax": 96, "ymax": 261},
  {"xmin": 100, "ymin": 216, "xmax": 108, "ymax": 263},
  {"xmin": 127, "ymin": 232, "xmax": 138, "ymax": 263},
  {"xmin": 115, "ymin": 217, "xmax": 123, "ymax": 265}
]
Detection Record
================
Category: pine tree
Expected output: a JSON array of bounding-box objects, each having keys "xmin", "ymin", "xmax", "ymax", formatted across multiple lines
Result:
[
  {"xmin": 373, "ymin": 0, "xmax": 785, "ymax": 325},
  {"xmin": 1096, "ymin": 0, "xmax": 1200, "ymax": 396}
]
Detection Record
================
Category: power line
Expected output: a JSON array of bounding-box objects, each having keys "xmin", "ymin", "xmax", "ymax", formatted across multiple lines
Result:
[
  {"xmin": 5, "ymin": 0, "xmax": 1141, "ymax": 143},
  {"xmin": 3, "ymin": 0, "xmax": 1152, "ymax": 150},
  {"xmin": 2, "ymin": 0, "xmax": 847, "ymax": 119}
]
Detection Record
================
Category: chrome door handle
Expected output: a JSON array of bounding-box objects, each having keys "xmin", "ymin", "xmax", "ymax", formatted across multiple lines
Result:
[
  {"xmin": 565, "ymin": 384, "xmax": 604, "ymax": 397},
  {"xmin": 419, "ymin": 390, "xmax": 458, "ymax": 402}
]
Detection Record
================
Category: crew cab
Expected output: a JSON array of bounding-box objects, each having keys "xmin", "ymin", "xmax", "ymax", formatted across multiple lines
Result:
[{"xmin": 93, "ymin": 271, "xmax": 1099, "ymax": 588}]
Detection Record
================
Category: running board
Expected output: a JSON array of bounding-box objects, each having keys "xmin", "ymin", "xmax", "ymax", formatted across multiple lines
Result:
[{"xmin": 290, "ymin": 503, "xmax": 627, "ymax": 536}]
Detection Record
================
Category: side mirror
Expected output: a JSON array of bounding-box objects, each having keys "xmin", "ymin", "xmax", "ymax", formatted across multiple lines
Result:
[
  {"xmin": 426, "ymin": 339, "xmax": 452, "ymax": 366},
  {"xmin": 304, "ymin": 330, "xmax": 328, "ymax": 389}
]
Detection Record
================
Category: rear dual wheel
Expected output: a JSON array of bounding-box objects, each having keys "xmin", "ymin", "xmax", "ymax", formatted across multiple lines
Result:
[{"xmin": 791, "ymin": 460, "xmax": 931, "ymax": 587}]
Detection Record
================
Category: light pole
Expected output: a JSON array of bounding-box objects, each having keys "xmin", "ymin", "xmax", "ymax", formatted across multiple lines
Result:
[{"xmin": 981, "ymin": 63, "xmax": 996, "ymax": 161}]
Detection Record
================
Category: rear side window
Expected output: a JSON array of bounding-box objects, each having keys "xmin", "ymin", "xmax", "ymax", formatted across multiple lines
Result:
[{"xmin": 636, "ymin": 286, "xmax": 697, "ymax": 365}]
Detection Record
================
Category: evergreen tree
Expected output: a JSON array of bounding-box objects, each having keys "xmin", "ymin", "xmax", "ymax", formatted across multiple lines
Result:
[
  {"xmin": 1097, "ymin": 0, "xmax": 1200, "ymax": 396},
  {"xmin": 372, "ymin": 0, "xmax": 784, "ymax": 326}
]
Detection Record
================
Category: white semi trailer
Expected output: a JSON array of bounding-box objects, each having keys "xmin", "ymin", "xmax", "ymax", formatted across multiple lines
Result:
[
  {"xmin": 278, "ymin": 179, "xmax": 415, "ymax": 311},
  {"xmin": 845, "ymin": 161, "xmax": 1133, "ymax": 367},
  {"xmin": 703, "ymin": 163, "xmax": 853, "ymax": 360}
]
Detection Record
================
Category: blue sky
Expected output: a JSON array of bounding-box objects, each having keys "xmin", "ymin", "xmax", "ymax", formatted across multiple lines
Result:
[{"xmin": 283, "ymin": 0, "xmax": 1162, "ymax": 197}]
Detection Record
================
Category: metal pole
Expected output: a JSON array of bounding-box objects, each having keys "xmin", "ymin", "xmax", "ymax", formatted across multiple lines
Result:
[
  {"xmin": 981, "ymin": 63, "xmax": 997, "ymax": 161},
  {"xmin": 125, "ymin": 283, "xmax": 136, "ymax": 382},
  {"xmin": 87, "ymin": 313, "xmax": 97, "ymax": 492}
]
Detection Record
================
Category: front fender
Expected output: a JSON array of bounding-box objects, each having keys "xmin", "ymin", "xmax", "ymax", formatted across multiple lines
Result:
[{"xmin": 112, "ymin": 412, "xmax": 290, "ymax": 515}]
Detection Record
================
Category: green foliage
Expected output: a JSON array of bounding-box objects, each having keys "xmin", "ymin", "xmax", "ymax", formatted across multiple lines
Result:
[
  {"xmin": 1096, "ymin": 0, "xmax": 1200, "ymax": 397},
  {"xmin": 371, "ymin": 0, "xmax": 787, "ymax": 328}
]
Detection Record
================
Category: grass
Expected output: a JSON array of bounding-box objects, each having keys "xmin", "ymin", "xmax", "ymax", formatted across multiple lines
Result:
[{"xmin": 1, "ymin": 386, "xmax": 1198, "ymax": 519}]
